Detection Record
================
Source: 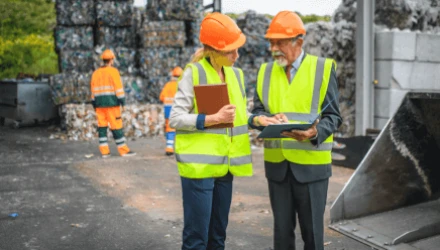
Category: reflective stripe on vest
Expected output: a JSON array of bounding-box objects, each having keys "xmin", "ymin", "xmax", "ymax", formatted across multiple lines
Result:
[
  {"xmin": 193, "ymin": 62, "xmax": 245, "ymax": 98},
  {"xmin": 262, "ymin": 57, "xmax": 326, "ymax": 122},
  {"xmin": 258, "ymin": 55, "xmax": 333, "ymax": 165},
  {"xmin": 175, "ymin": 58, "xmax": 252, "ymax": 178}
]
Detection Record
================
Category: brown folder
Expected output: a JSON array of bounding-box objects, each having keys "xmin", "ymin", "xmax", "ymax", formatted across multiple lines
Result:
[{"xmin": 193, "ymin": 83, "xmax": 233, "ymax": 129}]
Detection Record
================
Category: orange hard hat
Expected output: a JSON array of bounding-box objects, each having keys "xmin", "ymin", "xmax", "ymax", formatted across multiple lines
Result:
[
  {"xmin": 199, "ymin": 12, "xmax": 246, "ymax": 51},
  {"xmin": 101, "ymin": 49, "xmax": 115, "ymax": 60},
  {"xmin": 171, "ymin": 66, "xmax": 183, "ymax": 77},
  {"xmin": 265, "ymin": 11, "xmax": 306, "ymax": 39}
]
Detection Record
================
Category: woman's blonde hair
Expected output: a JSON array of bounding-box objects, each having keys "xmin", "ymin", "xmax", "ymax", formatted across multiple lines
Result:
[{"xmin": 190, "ymin": 45, "xmax": 219, "ymax": 63}]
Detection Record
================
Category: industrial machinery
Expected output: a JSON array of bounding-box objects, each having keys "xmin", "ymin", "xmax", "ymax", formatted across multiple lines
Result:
[
  {"xmin": 330, "ymin": 91, "xmax": 440, "ymax": 249},
  {"xmin": 0, "ymin": 79, "xmax": 58, "ymax": 128}
]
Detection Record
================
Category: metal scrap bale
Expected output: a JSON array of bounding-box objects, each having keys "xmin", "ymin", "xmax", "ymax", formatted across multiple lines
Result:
[
  {"xmin": 95, "ymin": 26, "xmax": 136, "ymax": 48},
  {"xmin": 58, "ymin": 50, "xmax": 95, "ymax": 73},
  {"xmin": 96, "ymin": 1, "xmax": 134, "ymax": 27},
  {"xmin": 146, "ymin": 0, "xmax": 204, "ymax": 21},
  {"xmin": 55, "ymin": 26, "xmax": 94, "ymax": 51},
  {"xmin": 56, "ymin": 0, "xmax": 95, "ymax": 25},
  {"xmin": 139, "ymin": 21, "xmax": 186, "ymax": 48},
  {"xmin": 138, "ymin": 47, "xmax": 182, "ymax": 78},
  {"xmin": 93, "ymin": 46, "xmax": 138, "ymax": 75}
]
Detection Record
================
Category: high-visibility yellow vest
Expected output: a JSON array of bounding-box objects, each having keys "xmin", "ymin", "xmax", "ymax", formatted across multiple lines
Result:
[
  {"xmin": 256, "ymin": 54, "xmax": 334, "ymax": 165},
  {"xmin": 175, "ymin": 57, "xmax": 253, "ymax": 178}
]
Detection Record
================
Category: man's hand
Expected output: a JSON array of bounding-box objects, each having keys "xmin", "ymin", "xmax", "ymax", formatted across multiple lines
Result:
[
  {"xmin": 273, "ymin": 113, "xmax": 288, "ymax": 123},
  {"xmin": 254, "ymin": 115, "xmax": 282, "ymax": 126},
  {"xmin": 281, "ymin": 119, "xmax": 319, "ymax": 141}
]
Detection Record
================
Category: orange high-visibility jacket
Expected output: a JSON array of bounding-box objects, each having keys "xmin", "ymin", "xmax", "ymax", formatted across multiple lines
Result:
[
  {"xmin": 91, "ymin": 66, "xmax": 125, "ymax": 107},
  {"xmin": 159, "ymin": 80, "xmax": 178, "ymax": 105}
]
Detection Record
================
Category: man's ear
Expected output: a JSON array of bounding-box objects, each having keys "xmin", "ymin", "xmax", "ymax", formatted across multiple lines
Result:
[{"xmin": 295, "ymin": 38, "xmax": 304, "ymax": 47}]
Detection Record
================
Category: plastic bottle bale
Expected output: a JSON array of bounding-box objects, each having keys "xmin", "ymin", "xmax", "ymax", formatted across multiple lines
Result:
[
  {"xmin": 56, "ymin": 0, "xmax": 95, "ymax": 26},
  {"xmin": 138, "ymin": 48, "xmax": 182, "ymax": 78},
  {"xmin": 188, "ymin": 19, "xmax": 202, "ymax": 47},
  {"xmin": 140, "ymin": 21, "xmax": 186, "ymax": 48},
  {"xmin": 121, "ymin": 76, "xmax": 146, "ymax": 104},
  {"xmin": 332, "ymin": 0, "xmax": 357, "ymax": 23},
  {"xmin": 55, "ymin": 26, "xmax": 94, "ymax": 51},
  {"xmin": 58, "ymin": 50, "xmax": 95, "ymax": 73},
  {"xmin": 93, "ymin": 46, "xmax": 138, "ymax": 76},
  {"xmin": 180, "ymin": 46, "xmax": 198, "ymax": 67},
  {"xmin": 49, "ymin": 73, "xmax": 76, "ymax": 105},
  {"xmin": 146, "ymin": 0, "xmax": 204, "ymax": 21},
  {"xmin": 96, "ymin": 1, "xmax": 134, "ymax": 27},
  {"xmin": 236, "ymin": 11, "xmax": 272, "ymax": 57},
  {"xmin": 95, "ymin": 26, "xmax": 137, "ymax": 48},
  {"xmin": 143, "ymin": 76, "xmax": 170, "ymax": 104},
  {"xmin": 303, "ymin": 21, "xmax": 336, "ymax": 58}
]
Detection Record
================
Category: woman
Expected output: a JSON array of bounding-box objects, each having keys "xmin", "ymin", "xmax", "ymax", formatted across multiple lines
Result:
[{"xmin": 169, "ymin": 12, "xmax": 252, "ymax": 250}]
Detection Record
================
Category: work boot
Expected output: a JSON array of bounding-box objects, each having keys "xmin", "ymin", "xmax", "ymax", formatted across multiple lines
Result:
[
  {"xmin": 122, "ymin": 151, "xmax": 136, "ymax": 157},
  {"xmin": 165, "ymin": 152, "xmax": 174, "ymax": 156},
  {"xmin": 102, "ymin": 154, "xmax": 111, "ymax": 159}
]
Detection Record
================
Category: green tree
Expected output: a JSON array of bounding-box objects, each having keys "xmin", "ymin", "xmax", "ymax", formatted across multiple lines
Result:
[{"xmin": 0, "ymin": 0, "xmax": 58, "ymax": 79}]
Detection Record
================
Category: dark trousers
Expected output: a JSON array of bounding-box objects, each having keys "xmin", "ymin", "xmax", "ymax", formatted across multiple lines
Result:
[
  {"xmin": 268, "ymin": 170, "xmax": 328, "ymax": 250},
  {"xmin": 181, "ymin": 173, "xmax": 233, "ymax": 250}
]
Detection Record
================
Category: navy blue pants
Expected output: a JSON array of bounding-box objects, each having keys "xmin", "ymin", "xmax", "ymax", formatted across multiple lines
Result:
[{"xmin": 181, "ymin": 173, "xmax": 233, "ymax": 250}]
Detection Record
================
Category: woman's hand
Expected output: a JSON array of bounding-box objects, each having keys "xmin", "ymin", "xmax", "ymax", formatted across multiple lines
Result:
[{"xmin": 205, "ymin": 104, "xmax": 236, "ymax": 125}]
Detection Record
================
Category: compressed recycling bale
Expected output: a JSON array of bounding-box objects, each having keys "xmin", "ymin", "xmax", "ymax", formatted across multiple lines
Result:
[
  {"xmin": 138, "ymin": 47, "xmax": 182, "ymax": 78},
  {"xmin": 95, "ymin": 26, "xmax": 137, "ymax": 48},
  {"xmin": 60, "ymin": 103, "xmax": 166, "ymax": 141},
  {"xmin": 49, "ymin": 72, "xmax": 92, "ymax": 105},
  {"xmin": 144, "ymin": 76, "xmax": 170, "ymax": 103},
  {"xmin": 56, "ymin": 0, "xmax": 95, "ymax": 25},
  {"xmin": 58, "ymin": 50, "xmax": 95, "ymax": 73},
  {"xmin": 333, "ymin": 0, "xmax": 440, "ymax": 32},
  {"xmin": 96, "ymin": 1, "xmax": 134, "ymax": 27},
  {"xmin": 93, "ymin": 47, "xmax": 138, "ymax": 75},
  {"xmin": 55, "ymin": 26, "xmax": 94, "ymax": 51},
  {"xmin": 303, "ymin": 21, "xmax": 336, "ymax": 58},
  {"xmin": 236, "ymin": 11, "xmax": 272, "ymax": 57},
  {"xmin": 146, "ymin": 0, "xmax": 204, "ymax": 21},
  {"xmin": 179, "ymin": 46, "xmax": 198, "ymax": 66},
  {"xmin": 140, "ymin": 21, "xmax": 186, "ymax": 48},
  {"xmin": 188, "ymin": 19, "xmax": 202, "ymax": 47},
  {"xmin": 121, "ymin": 76, "xmax": 147, "ymax": 104}
]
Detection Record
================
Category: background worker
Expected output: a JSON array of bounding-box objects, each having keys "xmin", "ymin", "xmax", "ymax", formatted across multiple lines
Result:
[
  {"xmin": 169, "ymin": 13, "xmax": 253, "ymax": 250},
  {"xmin": 159, "ymin": 66, "xmax": 183, "ymax": 156},
  {"xmin": 249, "ymin": 11, "xmax": 342, "ymax": 250},
  {"xmin": 90, "ymin": 49, "xmax": 136, "ymax": 158}
]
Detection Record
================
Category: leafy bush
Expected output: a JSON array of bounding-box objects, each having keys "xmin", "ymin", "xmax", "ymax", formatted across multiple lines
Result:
[{"xmin": 0, "ymin": 35, "xmax": 58, "ymax": 79}]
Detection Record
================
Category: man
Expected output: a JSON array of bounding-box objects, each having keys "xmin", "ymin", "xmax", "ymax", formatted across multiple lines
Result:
[
  {"xmin": 248, "ymin": 11, "xmax": 342, "ymax": 250},
  {"xmin": 90, "ymin": 49, "xmax": 136, "ymax": 158},
  {"xmin": 159, "ymin": 66, "xmax": 182, "ymax": 156}
]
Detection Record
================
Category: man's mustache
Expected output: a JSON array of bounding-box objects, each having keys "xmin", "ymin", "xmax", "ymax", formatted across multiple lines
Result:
[{"xmin": 272, "ymin": 51, "xmax": 285, "ymax": 57}]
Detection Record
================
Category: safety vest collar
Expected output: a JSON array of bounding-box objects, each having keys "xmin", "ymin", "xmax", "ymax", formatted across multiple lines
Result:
[
  {"xmin": 262, "ymin": 55, "xmax": 326, "ymax": 120},
  {"xmin": 193, "ymin": 58, "xmax": 246, "ymax": 98}
]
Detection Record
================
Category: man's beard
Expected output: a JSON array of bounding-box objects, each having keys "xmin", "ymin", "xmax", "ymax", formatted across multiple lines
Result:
[{"xmin": 272, "ymin": 51, "xmax": 288, "ymax": 67}]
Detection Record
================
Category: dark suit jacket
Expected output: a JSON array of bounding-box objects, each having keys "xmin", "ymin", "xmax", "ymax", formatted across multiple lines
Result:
[{"xmin": 249, "ymin": 55, "xmax": 342, "ymax": 183}]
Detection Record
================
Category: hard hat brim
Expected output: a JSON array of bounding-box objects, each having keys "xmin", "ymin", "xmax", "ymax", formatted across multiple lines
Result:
[
  {"xmin": 217, "ymin": 33, "xmax": 247, "ymax": 51},
  {"xmin": 265, "ymin": 33, "xmax": 299, "ymax": 39}
]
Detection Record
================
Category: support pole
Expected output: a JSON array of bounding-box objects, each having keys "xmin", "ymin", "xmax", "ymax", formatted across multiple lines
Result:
[{"xmin": 355, "ymin": 0, "xmax": 375, "ymax": 135}]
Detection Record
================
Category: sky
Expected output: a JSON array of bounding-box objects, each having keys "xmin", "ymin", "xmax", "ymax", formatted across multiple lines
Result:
[{"xmin": 134, "ymin": 0, "xmax": 342, "ymax": 16}]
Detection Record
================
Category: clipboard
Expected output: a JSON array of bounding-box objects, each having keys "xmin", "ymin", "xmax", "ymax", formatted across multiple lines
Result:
[{"xmin": 194, "ymin": 83, "xmax": 233, "ymax": 129}]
